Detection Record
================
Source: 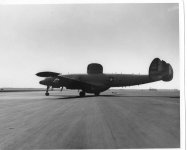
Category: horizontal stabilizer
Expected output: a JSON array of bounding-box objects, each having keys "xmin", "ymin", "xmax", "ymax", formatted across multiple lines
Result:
[{"xmin": 36, "ymin": 71, "xmax": 60, "ymax": 77}]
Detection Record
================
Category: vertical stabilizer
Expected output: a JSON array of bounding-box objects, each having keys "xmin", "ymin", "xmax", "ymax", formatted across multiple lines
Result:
[{"xmin": 149, "ymin": 58, "xmax": 173, "ymax": 81}]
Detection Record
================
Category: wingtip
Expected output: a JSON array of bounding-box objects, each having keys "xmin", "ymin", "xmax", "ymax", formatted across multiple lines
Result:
[
  {"xmin": 36, "ymin": 73, "xmax": 39, "ymax": 76},
  {"xmin": 35, "ymin": 71, "xmax": 60, "ymax": 77},
  {"xmin": 36, "ymin": 72, "xmax": 43, "ymax": 77}
]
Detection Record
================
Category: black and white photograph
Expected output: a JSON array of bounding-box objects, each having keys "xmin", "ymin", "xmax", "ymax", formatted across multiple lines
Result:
[{"xmin": 0, "ymin": 1, "xmax": 184, "ymax": 150}]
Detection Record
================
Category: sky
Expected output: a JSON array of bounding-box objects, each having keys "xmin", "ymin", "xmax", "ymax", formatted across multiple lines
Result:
[{"xmin": 0, "ymin": 3, "xmax": 179, "ymax": 89}]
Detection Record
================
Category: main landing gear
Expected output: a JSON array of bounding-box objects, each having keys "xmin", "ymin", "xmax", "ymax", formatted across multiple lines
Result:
[
  {"xmin": 94, "ymin": 92, "xmax": 100, "ymax": 96},
  {"xmin": 45, "ymin": 86, "xmax": 50, "ymax": 96},
  {"xmin": 79, "ymin": 91, "xmax": 85, "ymax": 97}
]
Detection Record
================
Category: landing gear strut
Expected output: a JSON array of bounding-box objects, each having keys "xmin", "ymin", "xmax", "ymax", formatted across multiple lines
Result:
[
  {"xmin": 79, "ymin": 91, "xmax": 85, "ymax": 97},
  {"xmin": 45, "ymin": 86, "xmax": 50, "ymax": 96}
]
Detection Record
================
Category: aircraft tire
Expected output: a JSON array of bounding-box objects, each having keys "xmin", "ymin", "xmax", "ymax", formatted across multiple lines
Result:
[
  {"xmin": 45, "ymin": 93, "xmax": 49, "ymax": 96},
  {"xmin": 79, "ymin": 91, "xmax": 85, "ymax": 97}
]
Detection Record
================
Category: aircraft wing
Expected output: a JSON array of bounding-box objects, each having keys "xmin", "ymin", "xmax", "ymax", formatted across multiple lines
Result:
[
  {"xmin": 36, "ymin": 71, "xmax": 103, "ymax": 89},
  {"xmin": 57, "ymin": 75, "xmax": 102, "ymax": 90},
  {"xmin": 36, "ymin": 71, "xmax": 60, "ymax": 77}
]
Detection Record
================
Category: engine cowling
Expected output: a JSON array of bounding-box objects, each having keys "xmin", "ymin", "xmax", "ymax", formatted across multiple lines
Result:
[
  {"xmin": 39, "ymin": 77, "xmax": 55, "ymax": 85},
  {"xmin": 52, "ymin": 78, "xmax": 61, "ymax": 88},
  {"xmin": 39, "ymin": 77, "xmax": 61, "ymax": 88}
]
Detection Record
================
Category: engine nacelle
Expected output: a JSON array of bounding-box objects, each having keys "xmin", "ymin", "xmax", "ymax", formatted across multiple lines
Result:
[
  {"xmin": 39, "ymin": 77, "xmax": 55, "ymax": 85},
  {"xmin": 52, "ymin": 78, "xmax": 61, "ymax": 88},
  {"xmin": 39, "ymin": 77, "xmax": 61, "ymax": 88},
  {"xmin": 87, "ymin": 63, "xmax": 103, "ymax": 74}
]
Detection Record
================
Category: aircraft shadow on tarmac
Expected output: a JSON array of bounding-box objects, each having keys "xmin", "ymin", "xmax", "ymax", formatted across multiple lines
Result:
[
  {"xmin": 55, "ymin": 94, "xmax": 120, "ymax": 100},
  {"xmin": 52, "ymin": 94, "xmax": 179, "ymax": 100}
]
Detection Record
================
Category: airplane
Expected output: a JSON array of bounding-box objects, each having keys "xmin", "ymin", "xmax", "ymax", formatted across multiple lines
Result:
[{"xmin": 36, "ymin": 58, "xmax": 173, "ymax": 97}]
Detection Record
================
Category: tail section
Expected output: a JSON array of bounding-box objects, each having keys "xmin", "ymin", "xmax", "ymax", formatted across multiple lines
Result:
[{"xmin": 149, "ymin": 58, "xmax": 173, "ymax": 81}]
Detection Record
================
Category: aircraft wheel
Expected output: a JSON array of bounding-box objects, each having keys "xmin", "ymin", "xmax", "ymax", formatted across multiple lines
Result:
[
  {"xmin": 79, "ymin": 91, "xmax": 85, "ymax": 97},
  {"xmin": 45, "ymin": 86, "xmax": 50, "ymax": 96},
  {"xmin": 95, "ymin": 92, "xmax": 100, "ymax": 96},
  {"xmin": 45, "ymin": 93, "xmax": 49, "ymax": 96}
]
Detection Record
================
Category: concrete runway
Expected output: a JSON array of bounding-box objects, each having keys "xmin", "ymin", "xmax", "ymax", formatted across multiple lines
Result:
[{"xmin": 0, "ymin": 90, "xmax": 180, "ymax": 149}]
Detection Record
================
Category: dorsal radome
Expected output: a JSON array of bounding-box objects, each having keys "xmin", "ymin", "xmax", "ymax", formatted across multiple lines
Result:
[{"xmin": 87, "ymin": 63, "xmax": 103, "ymax": 74}]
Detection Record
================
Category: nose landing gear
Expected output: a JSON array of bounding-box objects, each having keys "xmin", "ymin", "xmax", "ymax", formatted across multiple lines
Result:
[{"xmin": 45, "ymin": 86, "xmax": 50, "ymax": 96}]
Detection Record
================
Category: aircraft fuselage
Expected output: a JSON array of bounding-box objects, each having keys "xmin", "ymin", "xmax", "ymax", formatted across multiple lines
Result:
[
  {"xmin": 37, "ymin": 58, "xmax": 173, "ymax": 96},
  {"xmin": 40, "ymin": 73, "xmax": 154, "ymax": 93}
]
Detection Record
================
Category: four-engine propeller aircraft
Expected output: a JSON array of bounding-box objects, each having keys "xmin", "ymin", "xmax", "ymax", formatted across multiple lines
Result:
[{"xmin": 36, "ymin": 58, "xmax": 173, "ymax": 97}]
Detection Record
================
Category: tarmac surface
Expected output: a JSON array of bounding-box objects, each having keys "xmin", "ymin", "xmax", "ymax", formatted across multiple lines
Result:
[{"xmin": 0, "ymin": 90, "xmax": 180, "ymax": 149}]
